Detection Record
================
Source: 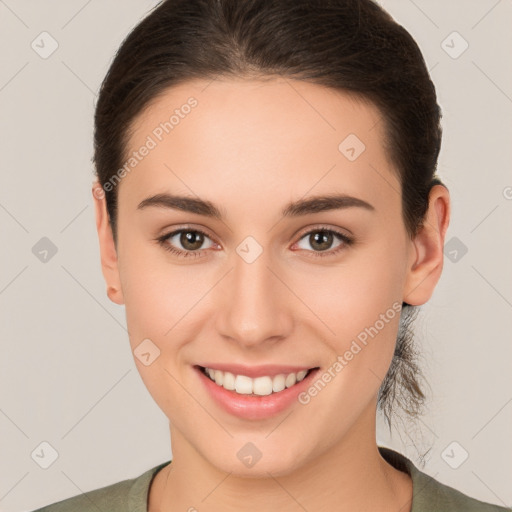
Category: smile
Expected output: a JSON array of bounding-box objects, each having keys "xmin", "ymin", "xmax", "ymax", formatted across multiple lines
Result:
[{"xmin": 200, "ymin": 366, "xmax": 313, "ymax": 396}]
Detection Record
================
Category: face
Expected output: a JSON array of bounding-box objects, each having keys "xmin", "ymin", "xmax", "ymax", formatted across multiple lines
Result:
[{"xmin": 95, "ymin": 77, "xmax": 437, "ymax": 477}]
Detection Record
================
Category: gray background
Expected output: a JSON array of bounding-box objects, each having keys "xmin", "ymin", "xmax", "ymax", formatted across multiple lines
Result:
[{"xmin": 0, "ymin": 0, "xmax": 511, "ymax": 510}]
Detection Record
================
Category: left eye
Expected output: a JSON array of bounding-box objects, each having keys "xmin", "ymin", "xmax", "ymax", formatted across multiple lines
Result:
[{"xmin": 295, "ymin": 229, "xmax": 349, "ymax": 253}]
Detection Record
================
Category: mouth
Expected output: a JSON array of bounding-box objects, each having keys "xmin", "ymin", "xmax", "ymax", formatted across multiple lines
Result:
[
  {"xmin": 196, "ymin": 365, "xmax": 320, "ymax": 397},
  {"xmin": 194, "ymin": 363, "xmax": 321, "ymax": 419}
]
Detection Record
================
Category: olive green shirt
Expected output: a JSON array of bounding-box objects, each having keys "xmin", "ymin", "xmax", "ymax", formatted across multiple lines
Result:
[{"xmin": 31, "ymin": 447, "xmax": 511, "ymax": 511}]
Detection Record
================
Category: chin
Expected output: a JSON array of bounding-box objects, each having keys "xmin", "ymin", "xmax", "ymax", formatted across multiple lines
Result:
[{"xmin": 203, "ymin": 441, "xmax": 309, "ymax": 478}]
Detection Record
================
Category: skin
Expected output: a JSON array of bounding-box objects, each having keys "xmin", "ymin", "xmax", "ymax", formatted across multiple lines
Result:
[{"xmin": 93, "ymin": 77, "xmax": 450, "ymax": 511}]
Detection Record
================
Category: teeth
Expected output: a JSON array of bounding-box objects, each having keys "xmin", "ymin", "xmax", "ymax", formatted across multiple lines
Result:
[
  {"xmin": 285, "ymin": 373, "xmax": 296, "ymax": 388},
  {"xmin": 253, "ymin": 376, "xmax": 273, "ymax": 396},
  {"xmin": 235, "ymin": 375, "xmax": 253, "ymax": 394},
  {"xmin": 214, "ymin": 370, "xmax": 223, "ymax": 386},
  {"xmin": 272, "ymin": 374, "xmax": 286, "ymax": 393},
  {"xmin": 296, "ymin": 370, "xmax": 307, "ymax": 381},
  {"xmin": 223, "ymin": 371, "xmax": 235, "ymax": 390},
  {"xmin": 202, "ymin": 367, "xmax": 310, "ymax": 396}
]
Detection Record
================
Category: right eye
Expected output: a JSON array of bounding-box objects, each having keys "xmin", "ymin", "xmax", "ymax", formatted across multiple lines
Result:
[{"xmin": 157, "ymin": 228, "xmax": 218, "ymax": 258}]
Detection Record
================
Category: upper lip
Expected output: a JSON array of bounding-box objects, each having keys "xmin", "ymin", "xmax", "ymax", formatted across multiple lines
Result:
[{"xmin": 196, "ymin": 363, "xmax": 317, "ymax": 379}]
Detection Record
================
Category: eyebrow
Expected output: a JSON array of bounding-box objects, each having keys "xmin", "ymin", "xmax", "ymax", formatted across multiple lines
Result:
[{"xmin": 137, "ymin": 193, "xmax": 375, "ymax": 219}]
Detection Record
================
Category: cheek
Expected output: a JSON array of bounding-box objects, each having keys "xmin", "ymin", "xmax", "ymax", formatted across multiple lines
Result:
[
  {"xmin": 291, "ymin": 237, "xmax": 406, "ymax": 338},
  {"xmin": 117, "ymin": 245, "xmax": 201, "ymax": 417},
  {"xmin": 288, "ymin": 237, "xmax": 406, "ymax": 390},
  {"xmin": 117, "ymin": 232, "xmax": 204, "ymax": 336}
]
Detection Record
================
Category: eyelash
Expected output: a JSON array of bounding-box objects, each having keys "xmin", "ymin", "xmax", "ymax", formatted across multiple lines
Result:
[{"xmin": 156, "ymin": 225, "xmax": 355, "ymax": 259}]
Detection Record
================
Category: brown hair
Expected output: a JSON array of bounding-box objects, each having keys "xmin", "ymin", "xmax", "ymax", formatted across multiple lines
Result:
[{"xmin": 93, "ymin": 0, "xmax": 445, "ymax": 431}]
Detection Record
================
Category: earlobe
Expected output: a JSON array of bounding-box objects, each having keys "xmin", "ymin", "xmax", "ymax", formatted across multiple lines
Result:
[
  {"xmin": 92, "ymin": 182, "xmax": 125, "ymax": 305},
  {"xmin": 403, "ymin": 184, "xmax": 451, "ymax": 306}
]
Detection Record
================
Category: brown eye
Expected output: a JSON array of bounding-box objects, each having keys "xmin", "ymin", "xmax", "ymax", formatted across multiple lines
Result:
[
  {"xmin": 160, "ymin": 228, "xmax": 216, "ymax": 256},
  {"xmin": 179, "ymin": 230, "xmax": 205, "ymax": 251},
  {"xmin": 293, "ymin": 227, "xmax": 354, "ymax": 258},
  {"xmin": 308, "ymin": 231, "xmax": 335, "ymax": 251},
  {"xmin": 297, "ymin": 230, "xmax": 342, "ymax": 252}
]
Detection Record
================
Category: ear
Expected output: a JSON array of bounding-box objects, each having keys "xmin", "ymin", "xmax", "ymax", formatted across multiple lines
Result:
[
  {"xmin": 403, "ymin": 184, "xmax": 451, "ymax": 306},
  {"xmin": 92, "ymin": 182, "xmax": 124, "ymax": 305}
]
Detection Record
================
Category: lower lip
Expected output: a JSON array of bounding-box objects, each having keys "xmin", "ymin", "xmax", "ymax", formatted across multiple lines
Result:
[{"xmin": 195, "ymin": 366, "xmax": 319, "ymax": 420}]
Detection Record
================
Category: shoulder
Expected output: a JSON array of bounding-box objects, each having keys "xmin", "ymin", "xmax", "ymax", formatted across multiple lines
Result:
[
  {"xmin": 29, "ymin": 479, "xmax": 133, "ymax": 512},
  {"xmin": 379, "ymin": 447, "xmax": 511, "ymax": 512},
  {"xmin": 29, "ymin": 461, "xmax": 172, "ymax": 512},
  {"xmin": 410, "ymin": 466, "xmax": 511, "ymax": 512}
]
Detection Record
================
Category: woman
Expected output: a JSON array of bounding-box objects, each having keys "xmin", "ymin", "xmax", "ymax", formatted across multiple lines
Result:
[{"xmin": 32, "ymin": 0, "xmax": 509, "ymax": 510}]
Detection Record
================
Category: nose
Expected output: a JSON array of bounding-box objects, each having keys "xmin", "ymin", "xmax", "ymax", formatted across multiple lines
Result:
[{"xmin": 215, "ymin": 247, "xmax": 294, "ymax": 349}]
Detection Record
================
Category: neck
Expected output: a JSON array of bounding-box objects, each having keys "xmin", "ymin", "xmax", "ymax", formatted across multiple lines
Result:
[{"xmin": 151, "ymin": 404, "xmax": 413, "ymax": 512}]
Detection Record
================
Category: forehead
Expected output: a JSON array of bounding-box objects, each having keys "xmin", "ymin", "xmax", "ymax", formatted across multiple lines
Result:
[{"xmin": 120, "ymin": 77, "xmax": 400, "ymax": 219}]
